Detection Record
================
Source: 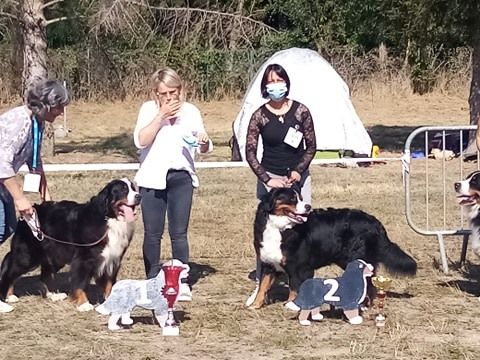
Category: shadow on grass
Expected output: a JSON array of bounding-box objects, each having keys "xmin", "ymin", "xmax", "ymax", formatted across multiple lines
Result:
[
  {"xmin": 10, "ymin": 262, "xmax": 217, "ymax": 304},
  {"xmin": 53, "ymin": 125, "xmax": 459, "ymax": 160},
  {"xmin": 437, "ymin": 262, "xmax": 480, "ymax": 297},
  {"xmin": 367, "ymin": 125, "xmax": 430, "ymax": 152},
  {"xmin": 10, "ymin": 272, "xmax": 109, "ymax": 304},
  {"xmin": 188, "ymin": 261, "xmax": 217, "ymax": 287},
  {"xmin": 56, "ymin": 133, "xmax": 139, "ymax": 159},
  {"xmin": 10, "ymin": 271, "xmax": 70, "ymax": 298}
]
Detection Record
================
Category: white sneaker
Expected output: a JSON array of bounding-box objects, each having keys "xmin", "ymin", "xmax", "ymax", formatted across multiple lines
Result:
[
  {"xmin": 0, "ymin": 300, "xmax": 14, "ymax": 313},
  {"xmin": 177, "ymin": 283, "xmax": 192, "ymax": 302}
]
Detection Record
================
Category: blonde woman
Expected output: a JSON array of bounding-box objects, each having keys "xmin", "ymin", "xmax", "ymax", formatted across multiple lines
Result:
[{"xmin": 133, "ymin": 67, "xmax": 212, "ymax": 301}]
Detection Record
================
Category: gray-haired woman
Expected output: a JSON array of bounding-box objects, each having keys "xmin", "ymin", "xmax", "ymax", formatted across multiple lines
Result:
[{"xmin": 0, "ymin": 79, "xmax": 69, "ymax": 312}]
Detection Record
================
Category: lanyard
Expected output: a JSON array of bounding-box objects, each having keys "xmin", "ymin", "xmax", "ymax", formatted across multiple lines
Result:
[{"xmin": 32, "ymin": 116, "xmax": 43, "ymax": 170}]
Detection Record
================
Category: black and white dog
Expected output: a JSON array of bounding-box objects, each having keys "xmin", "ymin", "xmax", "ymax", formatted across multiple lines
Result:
[
  {"xmin": 455, "ymin": 170, "xmax": 480, "ymax": 258},
  {"xmin": 247, "ymin": 187, "xmax": 417, "ymax": 309},
  {"xmin": 0, "ymin": 178, "xmax": 141, "ymax": 311}
]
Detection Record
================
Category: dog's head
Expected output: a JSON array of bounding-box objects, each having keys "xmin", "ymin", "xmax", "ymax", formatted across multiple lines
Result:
[
  {"xmin": 259, "ymin": 187, "xmax": 312, "ymax": 228},
  {"xmin": 95, "ymin": 178, "xmax": 141, "ymax": 222},
  {"xmin": 346, "ymin": 259, "xmax": 374, "ymax": 278},
  {"xmin": 454, "ymin": 171, "xmax": 480, "ymax": 207}
]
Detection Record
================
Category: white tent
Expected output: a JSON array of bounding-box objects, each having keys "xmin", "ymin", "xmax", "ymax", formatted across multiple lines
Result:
[{"xmin": 232, "ymin": 48, "xmax": 372, "ymax": 160}]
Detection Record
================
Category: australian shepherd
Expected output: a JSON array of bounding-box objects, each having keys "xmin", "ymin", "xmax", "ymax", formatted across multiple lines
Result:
[
  {"xmin": 247, "ymin": 187, "xmax": 417, "ymax": 309},
  {"xmin": 0, "ymin": 178, "xmax": 141, "ymax": 311},
  {"xmin": 455, "ymin": 170, "xmax": 480, "ymax": 258}
]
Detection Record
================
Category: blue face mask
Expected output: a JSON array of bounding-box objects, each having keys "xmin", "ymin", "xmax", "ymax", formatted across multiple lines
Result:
[{"xmin": 266, "ymin": 82, "xmax": 287, "ymax": 102}]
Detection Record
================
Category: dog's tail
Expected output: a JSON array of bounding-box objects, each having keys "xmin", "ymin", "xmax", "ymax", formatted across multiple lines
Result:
[{"xmin": 378, "ymin": 229, "xmax": 417, "ymax": 276}]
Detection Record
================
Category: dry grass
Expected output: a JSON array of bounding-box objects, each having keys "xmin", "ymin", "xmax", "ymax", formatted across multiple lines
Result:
[{"xmin": 1, "ymin": 93, "xmax": 480, "ymax": 359}]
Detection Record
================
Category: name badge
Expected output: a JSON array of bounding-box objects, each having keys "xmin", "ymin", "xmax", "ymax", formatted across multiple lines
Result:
[
  {"xmin": 23, "ymin": 173, "xmax": 41, "ymax": 193},
  {"xmin": 283, "ymin": 127, "xmax": 303, "ymax": 148}
]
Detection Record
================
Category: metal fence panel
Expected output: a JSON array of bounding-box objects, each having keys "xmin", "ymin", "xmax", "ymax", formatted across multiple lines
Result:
[{"xmin": 403, "ymin": 125, "xmax": 479, "ymax": 273}]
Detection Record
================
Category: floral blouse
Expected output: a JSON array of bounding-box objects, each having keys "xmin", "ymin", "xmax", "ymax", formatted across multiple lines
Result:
[{"xmin": 0, "ymin": 106, "xmax": 40, "ymax": 179}]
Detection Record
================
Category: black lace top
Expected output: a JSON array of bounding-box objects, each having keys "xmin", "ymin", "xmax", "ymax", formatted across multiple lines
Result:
[{"xmin": 246, "ymin": 100, "xmax": 316, "ymax": 183}]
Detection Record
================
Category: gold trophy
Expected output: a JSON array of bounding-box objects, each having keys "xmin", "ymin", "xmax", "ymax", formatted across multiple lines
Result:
[{"xmin": 371, "ymin": 276, "xmax": 392, "ymax": 327}]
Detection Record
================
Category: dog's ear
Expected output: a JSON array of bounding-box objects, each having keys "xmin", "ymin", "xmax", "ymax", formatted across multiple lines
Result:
[
  {"xmin": 92, "ymin": 182, "xmax": 115, "ymax": 217},
  {"xmin": 291, "ymin": 183, "xmax": 303, "ymax": 200}
]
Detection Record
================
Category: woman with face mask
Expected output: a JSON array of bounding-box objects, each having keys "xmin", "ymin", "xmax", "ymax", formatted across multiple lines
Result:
[{"xmin": 244, "ymin": 63, "xmax": 316, "ymax": 307}]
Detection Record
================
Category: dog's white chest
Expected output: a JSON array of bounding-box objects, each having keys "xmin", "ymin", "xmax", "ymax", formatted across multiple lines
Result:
[
  {"xmin": 97, "ymin": 220, "xmax": 135, "ymax": 277},
  {"xmin": 260, "ymin": 222, "xmax": 284, "ymax": 271},
  {"xmin": 468, "ymin": 205, "xmax": 480, "ymax": 257}
]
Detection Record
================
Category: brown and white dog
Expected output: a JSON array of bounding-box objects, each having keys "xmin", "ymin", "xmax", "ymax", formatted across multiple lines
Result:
[
  {"xmin": 455, "ymin": 170, "xmax": 480, "ymax": 258},
  {"xmin": 0, "ymin": 178, "xmax": 141, "ymax": 311}
]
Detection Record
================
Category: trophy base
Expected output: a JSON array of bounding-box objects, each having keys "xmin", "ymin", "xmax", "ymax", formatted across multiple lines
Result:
[
  {"xmin": 375, "ymin": 314, "xmax": 386, "ymax": 327},
  {"xmin": 162, "ymin": 325, "xmax": 180, "ymax": 336}
]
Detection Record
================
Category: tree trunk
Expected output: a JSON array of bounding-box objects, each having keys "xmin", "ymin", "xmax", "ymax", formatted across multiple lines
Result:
[
  {"xmin": 227, "ymin": 0, "xmax": 244, "ymax": 73},
  {"xmin": 9, "ymin": 19, "xmax": 23, "ymax": 97},
  {"xmin": 469, "ymin": 31, "xmax": 480, "ymax": 127},
  {"xmin": 21, "ymin": 0, "xmax": 55, "ymax": 157}
]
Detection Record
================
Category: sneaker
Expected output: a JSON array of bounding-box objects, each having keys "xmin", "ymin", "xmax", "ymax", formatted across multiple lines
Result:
[
  {"xmin": 0, "ymin": 300, "xmax": 13, "ymax": 313},
  {"xmin": 177, "ymin": 283, "xmax": 192, "ymax": 302}
]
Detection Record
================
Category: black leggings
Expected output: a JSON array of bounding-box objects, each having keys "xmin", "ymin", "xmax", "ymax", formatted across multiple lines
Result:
[{"xmin": 140, "ymin": 170, "xmax": 194, "ymax": 279}]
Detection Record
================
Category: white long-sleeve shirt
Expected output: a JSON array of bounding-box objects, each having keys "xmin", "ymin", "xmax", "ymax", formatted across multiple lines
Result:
[{"xmin": 133, "ymin": 100, "xmax": 212, "ymax": 190}]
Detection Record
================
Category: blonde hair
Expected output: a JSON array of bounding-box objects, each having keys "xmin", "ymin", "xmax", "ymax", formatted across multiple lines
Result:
[{"xmin": 150, "ymin": 67, "xmax": 184, "ymax": 100}]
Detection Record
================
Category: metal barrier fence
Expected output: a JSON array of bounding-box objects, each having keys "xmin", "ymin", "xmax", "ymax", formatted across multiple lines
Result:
[{"xmin": 403, "ymin": 125, "xmax": 479, "ymax": 273}]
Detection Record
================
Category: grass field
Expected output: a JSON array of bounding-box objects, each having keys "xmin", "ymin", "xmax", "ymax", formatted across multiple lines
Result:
[{"xmin": 1, "ymin": 92, "xmax": 480, "ymax": 359}]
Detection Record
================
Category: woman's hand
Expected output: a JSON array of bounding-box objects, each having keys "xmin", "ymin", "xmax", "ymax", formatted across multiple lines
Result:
[
  {"xmin": 15, "ymin": 196, "xmax": 33, "ymax": 216},
  {"xmin": 196, "ymin": 132, "xmax": 211, "ymax": 153},
  {"xmin": 196, "ymin": 133, "xmax": 209, "ymax": 145},
  {"xmin": 287, "ymin": 170, "xmax": 301, "ymax": 184},
  {"xmin": 267, "ymin": 177, "xmax": 290, "ymax": 188},
  {"xmin": 155, "ymin": 100, "xmax": 181, "ymax": 123}
]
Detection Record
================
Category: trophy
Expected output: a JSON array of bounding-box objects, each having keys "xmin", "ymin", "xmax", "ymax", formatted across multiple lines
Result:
[
  {"xmin": 161, "ymin": 263, "xmax": 185, "ymax": 336},
  {"xmin": 371, "ymin": 275, "xmax": 392, "ymax": 327}
]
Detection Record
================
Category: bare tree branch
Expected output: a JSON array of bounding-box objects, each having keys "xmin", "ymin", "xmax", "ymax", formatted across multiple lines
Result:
[
  {"xmin": 91, "ymin": 0, "xmax": 276, "ymax": 49},
  {"xmin": 0, "ymin": 11, "xmax": 18, "ymax": 21},
  {"xmin": 41, "ymin": 0, "xmax": 64, "ymax": 11},
  {"xmin": 45, "ymin": 16, "xmax": 68, "ymax": 25}
]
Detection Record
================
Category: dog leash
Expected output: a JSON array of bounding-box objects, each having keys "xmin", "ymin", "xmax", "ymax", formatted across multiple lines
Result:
[{"xmin": 20, "ymin": 209, "xmax": 109, "ymax": 247}]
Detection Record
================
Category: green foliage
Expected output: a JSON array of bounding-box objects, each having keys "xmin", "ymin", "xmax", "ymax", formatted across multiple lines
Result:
[{"xmin": 1, "ymin": 0, "xmax": 480, "ymax": 98}]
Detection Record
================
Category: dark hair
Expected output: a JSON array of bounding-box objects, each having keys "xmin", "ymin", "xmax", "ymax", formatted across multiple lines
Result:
[{"xmin": 260, "ymin": 64, "xmax": 291, "ymax": 99}]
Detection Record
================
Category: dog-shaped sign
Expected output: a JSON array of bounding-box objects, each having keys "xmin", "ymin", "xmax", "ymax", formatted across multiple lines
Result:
[
  {"xmin": 286, "ymin": 259, "xmax": 374, "ymax": 325},
  {"xmin": 96, "ymin": 259, "xmax": 189, "ymax": 331}
]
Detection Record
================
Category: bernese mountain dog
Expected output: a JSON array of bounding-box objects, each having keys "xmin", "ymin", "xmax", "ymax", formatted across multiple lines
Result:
[
  {"xmin": 0, "ymin": 178, "xmax": 141, "ymax": 311},
  {"xmin": 455, "ymin": 170, "xmax": 480, "ymax": 258},
  {"xmin": 247, "ymin": 187, "xmax": 417, "ymax": 309}
]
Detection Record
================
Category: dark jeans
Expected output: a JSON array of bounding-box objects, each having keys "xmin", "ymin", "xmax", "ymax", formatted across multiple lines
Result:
[
  {"xmin": 0, "ymin": 186, "xmax": 16, "ymax": 244},
  {"xmin": 140, "ymin": 170, "xmax": 194, "ymax": 279}
]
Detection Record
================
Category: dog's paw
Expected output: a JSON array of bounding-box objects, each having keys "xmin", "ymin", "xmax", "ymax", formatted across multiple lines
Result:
[
  {"xmin": 77, "ymin": 302, "xmax": 94, "ymax": 312},
  {"xmin": 47, "ymin": 292, "xmax": 68, "ymax": 302},
  {"xmin": 348, "ymin": 315, "xmax": 363, "ymax": 325},
  {"xmin": 6, "ymin": 294, "xmax": 19, "ymax": 303},
  {"xmin": 284, "ymin": 301, "xmax": 300, "ymax": 311},
  {"xmin": 245, "ymin": 287, "xmax": 259, "ymax": 307},
  {"xmin": 121, "ymin": 314, "xmax": 133, "ymax": 325},
  {"xmin": 299, "ymin": 319, "xmax": 311, "ymax": 326},
  {"xmin": 473, "ymin": 246, "xmax": 480, "ymax": 258},
  {"xmin": 108, "ymin": 324, "xmax": 122, "ymax": 331},
  {"xmin": 0, "ymin": 300, "xmax": 14, "ymax": 313},
  {"xmin": 95, "ymin": 304, "xmax": 110, "ymax": 316},
  {"xmin": 311, "ymin": 313, "xmax": 324, "ymax": 321}
]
